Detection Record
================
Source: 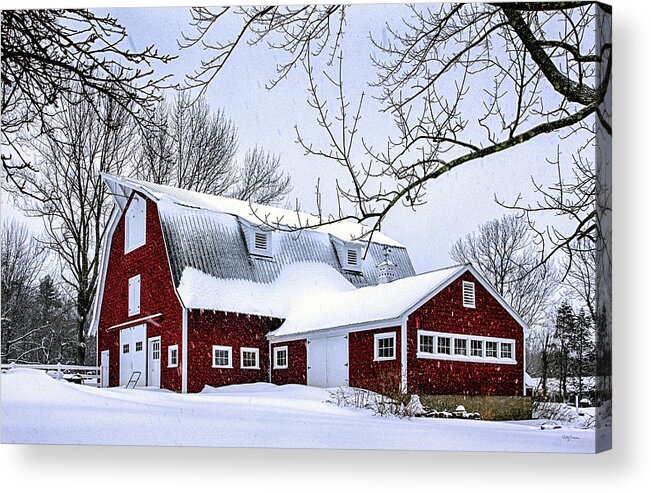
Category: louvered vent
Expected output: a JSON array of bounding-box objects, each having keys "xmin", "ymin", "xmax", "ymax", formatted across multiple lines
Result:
[
  {"xmin": 462, "ymin": 281, "xmax": 476, "ymax": 308},
  {"xmin": 347, "ymin": 248, "xmax": 358, "ymax": 266},
  {"xmin": 254, "ymin": 232, "xmax": 268, "ymax": 251}
]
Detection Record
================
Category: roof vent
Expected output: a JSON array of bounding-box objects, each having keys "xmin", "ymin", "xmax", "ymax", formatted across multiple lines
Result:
[{"xmin": 377, "ymin": 246, "xmax": 397, "ymax": 284}]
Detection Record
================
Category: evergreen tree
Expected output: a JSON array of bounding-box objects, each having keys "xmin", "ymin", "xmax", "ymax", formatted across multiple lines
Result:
[
  {"xmin": 571, "ymin": 308, "xmax": 596, "ymax": 400},
  {"xmin": 553, "ymin": 301, "xmax": 575, "ymax": 401}
]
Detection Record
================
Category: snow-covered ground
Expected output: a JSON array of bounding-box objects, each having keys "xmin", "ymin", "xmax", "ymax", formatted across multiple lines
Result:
[{"xmin": 1, "ymin": 369, "xmax": 603, "ymax": 452}]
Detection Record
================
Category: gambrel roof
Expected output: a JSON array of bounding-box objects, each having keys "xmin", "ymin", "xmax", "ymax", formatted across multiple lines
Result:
[{"xmin": 101, "ymin": 173, "xmax": 416, "ymax": 291}]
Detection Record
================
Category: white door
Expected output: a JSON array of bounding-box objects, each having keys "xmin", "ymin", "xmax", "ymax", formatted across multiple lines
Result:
[
  {"xmin": 119, "ymin": 324, "xmax": 147, "ymax": 387},
  {"xmin": 307, "ymin": 335, "xmax": 349, "ymax": 388},
  {"xmin": 307, "ymin": 338, "xmax": 327, "ymax": 387},
  {"xmin": 100, "ymin": 350, "xmax": 110, "ymax": 388},
  {"xmin": 325, "ymin": 335, "xmax": 349, "ymax": 387},
  {"xmin": 148, "ymin": 337, "xmax": 161, "ymax": 388}
]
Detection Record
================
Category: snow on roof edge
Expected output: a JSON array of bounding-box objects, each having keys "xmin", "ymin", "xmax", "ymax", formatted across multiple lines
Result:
[{"xmin": 101, "ymin": 173, "xmax": 405, "ymax": 248}]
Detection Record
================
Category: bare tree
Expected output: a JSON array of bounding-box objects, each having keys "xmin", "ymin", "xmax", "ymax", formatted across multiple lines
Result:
[
  {"xmin": 1, "ymin": 9, "xmax": 173, "ymax": 192},
  {"xmin": 179, "ymin": 4, "xmax": 610, "ymax": 257},
  {"xmin": 450, "ymin": 215, "xmax": 558, "ymax": 327},
  {"xmin": 137, "ymin": 92, "xmax": 291, "ymax": 204},
  {"xmin": 563, "ymin": 237, "xmax": 596, "ymax": 323},
  {"xmin": 1, "ymin": 219, "xmax": 45, "ymax": 362},
  {"xmin": 9, "ymin": 86, "xmax": 137, "ymax": 365}
]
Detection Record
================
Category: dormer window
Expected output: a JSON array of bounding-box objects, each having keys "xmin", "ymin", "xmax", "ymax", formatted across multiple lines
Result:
[
  {"xmin": 462, "ymin": 281, "xmax": 476, "ymax": 308},
  {"xmin": 247, "ymin": 227, "xmax": 272, "ymax": 258},
  {"xmin": 125, "ymin": 195, "xmax": 146, "ymax": 253}
]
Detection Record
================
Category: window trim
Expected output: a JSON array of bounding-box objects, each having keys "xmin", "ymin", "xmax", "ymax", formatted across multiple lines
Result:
[
  {"xmin": 248, "ymin": 228, "xmax": 273, "ymax": 258},
  {"xmin": 128, "ymin": 274, "xmax": 141, "ymax": 316},
  {"xmin": 373, "ymin": 332, "xmax": 397, "ymax": 361},
  {"xmin": 462, "ymin": 280, "xmax": 476, "ymax": 308},
  {"xmin": 273, "ymin": 346, "xmax": 288, "ymax": 369},
  {"xmin": 168, "ymin": 344, "xmax": 179, "ymax": 368},
  {"xmin": 124, "ymin": 195, "xmax": 147, "ymax": 254},
  {"xmin": 212, "ymin": 345, "xmax": 233, "ymax": 369},
  {"xmin": 240, "ymin": 347, "xmax": 260, "ymax": 370},
  {"xmin": 416, "ymin": 330, "xmax": 516, "ymax": 365}
]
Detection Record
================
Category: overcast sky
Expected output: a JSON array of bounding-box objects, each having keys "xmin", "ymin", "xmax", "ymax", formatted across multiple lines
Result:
[{"xmin": 3, "ymin": 4, "xmax": 591, "ymax": 275}]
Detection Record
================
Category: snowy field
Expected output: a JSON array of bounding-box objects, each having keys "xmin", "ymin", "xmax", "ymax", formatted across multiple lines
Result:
[{"xmin": 1, "ymin": 369, "xmax": 602, "ymax": 453}]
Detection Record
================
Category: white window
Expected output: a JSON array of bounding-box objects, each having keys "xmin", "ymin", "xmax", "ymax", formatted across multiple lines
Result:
[
  {"xmin": 212, "ymin": 345, "xmax": 233, "ymax": 368},
  {"xmin": 418, "ymin": 333, "xmax": 434, "ymax": 355},
  {"xmin": 437, "ymin": 336, "xmax": 451, "ymax": 355},
  {"xmin": 470, "ymin": 339, "xmax": 483, "ymax": 357},
  {"xmin": 125, "ymin": 195, "xmax": 146, "ymax": 253},
  {"xmin": 168, "ymin": 345, "xmax": 179, "ymax": 368},
  {"xmin": 273, "ymin": 346, "xmax": 288, "ymax": 369},
  {"xmin": 128, "ymin": 275, "xmax": 141, "ymax": 316},
  {"xmin": 462, "ymin": 281, "xmax": 476, "ymax": 308},
  {"xmin": 454, "ymin": 338, "xmax": 468, "ymax": 356},
  {"xmin": 374, "ymin": 332, "xmax": 396, "ymax": 361},
  {"xmin": 486, "ymin": 341, "xmax": 498, "ymax": 358},
  {"xmin": 415, "ymin": 330, "xmax": 516, "ymax": 364},
  {"xmin": 240, "ymin": 347, "xmax": 260, "ymax": 369}
]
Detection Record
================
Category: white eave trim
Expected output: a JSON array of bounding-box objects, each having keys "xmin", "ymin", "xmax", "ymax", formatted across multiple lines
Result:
[{"xmin": 106, "ymin": 313, "xmax": 163, "ymax": 332}]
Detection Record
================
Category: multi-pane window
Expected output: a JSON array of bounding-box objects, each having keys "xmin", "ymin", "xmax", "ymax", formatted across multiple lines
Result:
[
  {"xmin": 241, "ymin": 348, "xmax": 259, "ymax": 369},
  {"xmin": 122, "ymin": 344, "xmax": 130, "ymax": 354},
  {"xmin": 462, "ymin": 281, "xmax": 476, "ymax": 308},
  {"xmin": 168, "ymin": 345, "xmax": 178, "ymax": 368},
  {"xmin": 437, "ymin": 336, "xmax": 451, "ymax": 355},
  {"xmin": 151, "ymin": 339, "xmax": 160, "ymax": 360},
  {"xmin": 454, "ymin": 338, "xmax": 468, "ymax": 356},
  {"xmin": 274, "ymin": 346, "xmax": 288, "ymax": 369},
  {"xmin": 212, "ymin": 345, "xmax": 232, "ymax": 368},
  {"xmin": 485, "ymin": 341, "xmax": 498, "ymax": 358},
  {"xmin": 416, "ymin": 330, "xmax": 515, "ymax": 363},
  {"xmin": 375, "ymin": 333, "xmax": 395, "ymax": 360},
  {"xmin": 470, "ymin": 340, "xmax": 483, "ymax": 357},
  {"xmin": 135, "ymin": 341, "xmax": 143, "ymax": 352},
  {"xmin": 419, "ymin": 334, "xmax": 434, "ymax": 354}
]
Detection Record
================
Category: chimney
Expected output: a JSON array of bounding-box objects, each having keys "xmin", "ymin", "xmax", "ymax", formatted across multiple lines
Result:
[{"xmin": 377, "ymin": 246, "xmax": 397, "ymax": 284}]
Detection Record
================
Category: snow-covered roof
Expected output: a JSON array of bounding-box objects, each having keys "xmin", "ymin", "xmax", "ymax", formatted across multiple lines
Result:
[
  {"xmin": 271, "ymin": 264, "xmax": 468, "ymax": 338},
  {"xmin": 102, "ymin": 173, "xmax": 403, "ymax": 247},
  {"xmin": 102, "ymin": 173, "xmax": 415, "ymax": 289}
]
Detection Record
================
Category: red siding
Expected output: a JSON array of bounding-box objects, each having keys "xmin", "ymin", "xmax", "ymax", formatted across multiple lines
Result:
[
  {"xmin": 348, "ymin": 327, "xmax": 402, "ymax": 394},
  {"xmin": 186, "ymin": 310, "xmax": 282, "ymax": 393},
  {"xmin": 97, "ymin": 194, "xmax": 183, "ymax": 391},
  {"xmin": 406, "ymin": 271, "xmax": 524, "ymax": 396},
  {"xmin": 270, "ymin": 340, "xmax": 307, "ymax": 385}
]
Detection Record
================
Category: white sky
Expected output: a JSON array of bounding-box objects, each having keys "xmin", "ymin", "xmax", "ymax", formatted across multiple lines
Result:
[{"xmin": 2, "ymin": 3, "xmax": 592, "ymax": 275}]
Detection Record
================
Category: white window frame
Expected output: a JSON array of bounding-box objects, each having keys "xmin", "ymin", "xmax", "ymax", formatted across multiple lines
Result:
[
  {"xmin": 273, "ymin": 346, "xmax": 288, "ymax": 369},
  {"xmin": 462, "ymin": 281, "xmax": 476, "ymax": 308},
  {"xmin": 240, "ymin": 347, "xmax": 260, "ymax": 369},
  {"xmin": 500, "ymin": 342, "xmax": 513, "ymax": 360},
  {"xmin": 168, "ymin": 345, "xmax": 179, "ymax": 368},
  {"xmin": 342, "ymin": 244, "xmax": 362, "ymax": 272},
  {"xmin": 485, "ymin": 340, "xmax": 499, "ymax": 359},
  {"xmin": 125, "ymin": 195, "xmax": 146, "ymax": 253},
  {"xmin": 416, "ymin": 330, "xmax": 516, "ymax": 365},
  {"xmin": 128, "ymin": 274, "xmax": 141, "ymax": 316},
  {"xmin": 417, "ymin": 332, "xmax": 435, "ymax": 355},
  {"xmin": 212, "ymin": 345, "xmax": 233, "ymax": 368},
  {"xmin": 374, "ymin": 332, "xmax": 396, "ymax": 361}
]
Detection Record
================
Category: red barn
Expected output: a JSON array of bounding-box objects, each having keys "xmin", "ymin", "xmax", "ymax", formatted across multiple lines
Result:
[{"xmin": 91, "ymin": 174, "xmax": 527, "ymax": 396}]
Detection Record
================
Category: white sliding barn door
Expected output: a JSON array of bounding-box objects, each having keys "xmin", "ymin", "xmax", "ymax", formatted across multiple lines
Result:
[
  {"xmin": 307, "ymin": 335, "xmax": 349, "ymax": 388},
  {"xmin": 119, "ymin": 324, "xmax": 147, "ymax": 387}
]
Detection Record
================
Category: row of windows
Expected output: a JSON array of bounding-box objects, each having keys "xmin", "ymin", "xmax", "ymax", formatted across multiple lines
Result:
[
  {"xmin": 121, "ymin": 340, "xmax": 177, "ymax": 367},
  {"xmin": 371, "ymin": 330, "xmax": 515, "ymax": 363},
  {"xmin": 417, "ymin": 330, "xmax": 515, "ymax": 362},
  {"xmin": 211, "ymin": 346, "xmax": 289, "ymax": 370}
]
